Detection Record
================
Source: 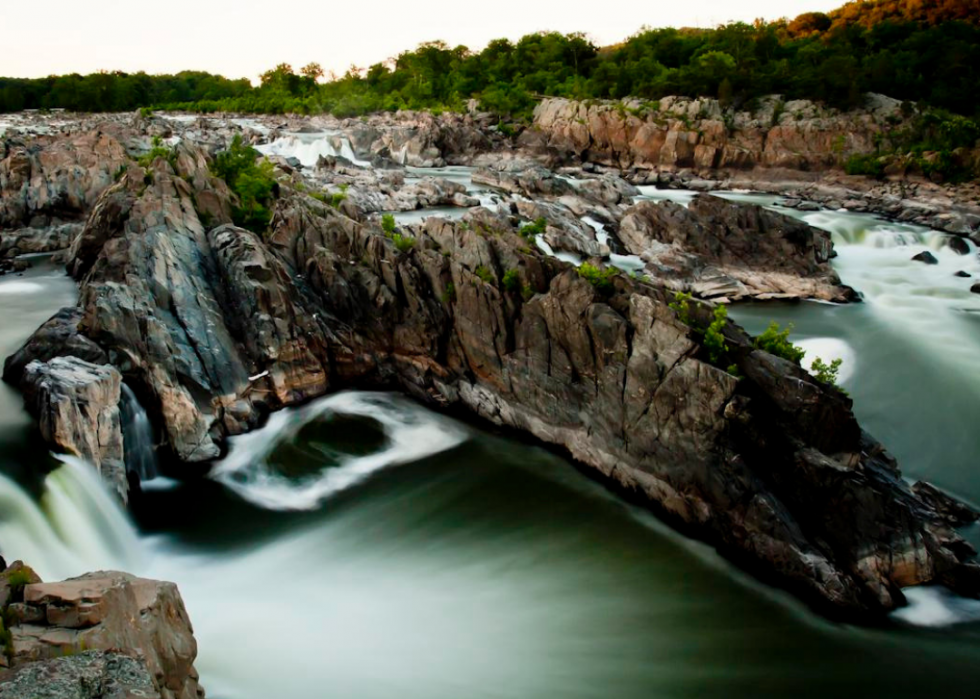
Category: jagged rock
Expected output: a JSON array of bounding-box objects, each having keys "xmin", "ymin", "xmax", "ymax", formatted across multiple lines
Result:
[
  {"xmin": 617, "ymin": 194, "xmax": 855, "ymax": 301},
  {"xmin": 911, "ymin": 251, "xmax": 939, "ymax": 264},
  {"xmin": 3, "ymin": 308, "xmax": 108, "ymax": 384},
  {"xmin": 0, "ymin": 130, "xmax": 130, "ymax": 228},
  {"xmin": 5, "ymin": 571, "xmax": 202, "ymax": 699},
  {"xmin": 20, "ymin": 358, "xmax": 126, "ymax": 501},
  {"xmin": 0, "ymin": 651, "xmax": 160, "ymax": 699}
]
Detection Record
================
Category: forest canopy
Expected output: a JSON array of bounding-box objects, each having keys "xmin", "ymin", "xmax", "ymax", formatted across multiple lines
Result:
[{"xmin": 2, "ymin": 0, "xmax": 979, "ymax": 119}]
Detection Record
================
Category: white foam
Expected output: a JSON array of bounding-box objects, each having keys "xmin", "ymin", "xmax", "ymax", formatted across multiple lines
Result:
[
  {"xmin": 210, "ymin": 392, "xmax": 467, "ymax": 511},
  {"xmin": 256, "ymin": 133, "xmax": 371, "ymax": 168},
  {"xmin": 0, "ymin": 456, "xmax": 140, "ymax": 581},
  {"xmin": 634, "ymin": 187, "xmax": 697, "ymax": 207},
  {"xmin": 892, "ymin": 586, "xmax": 980, "ymax": 627},
  {"xmin": 0, "ymin": 281, "xmax": 44, "ymax": 294}
]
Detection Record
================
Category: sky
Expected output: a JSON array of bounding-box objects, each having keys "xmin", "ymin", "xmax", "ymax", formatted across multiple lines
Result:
[{"xmin": 1, "ymin": 0, "xmax": 843, "ymax": 81}]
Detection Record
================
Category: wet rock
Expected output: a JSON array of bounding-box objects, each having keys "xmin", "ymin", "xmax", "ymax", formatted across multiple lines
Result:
[
  {"xmin": 947, "ymin": 236, "xmax": 971, "ymax": 255},
  {"xmin": 20, "ymin": 357, "xmax": 127, "ymax": 501},
  {"xmin": 954, "ymin": 271, "xmax": 972, "ymax": 278},
  {"xmin": 971, "ymin": 283, "xmax": 980, "ymax": 294},
  {"xmin": 911, "ymin": 251, "xmax": 939, "ymax": 265}
]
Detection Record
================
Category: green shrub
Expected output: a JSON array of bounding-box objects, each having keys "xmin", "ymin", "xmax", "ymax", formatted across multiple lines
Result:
[
  {"xmin": 811, "ymin": 356, "xmax": 844, "ymax": 392},
  {"xmin": 381, "ymin": 213, "xmax": 397, "ymax": 236},
  {"xmin": 669, "ymin": 291, "xmax": 694, "ymax": 326},
  {"xmin": 577, "ymin": 263, "xmax": 617, "ymax": 292},
  {"xmin": 502, "ymin": 269, "xmax": 521, "ymax": 292},
  {"xmin": 845, "ymin": 153, "xmax": 886, "ymax": 179},
  {"xmin": 703, "ymin": 305, "xmax": 729, "ymax": 364},
  {"xmin": 392, "ymin": 233, "xmax": 415, "ymax": 252},
  {"xmin": 522, "ymin": 284, "xmax": 534, "ymax": 301},
  {"xmin": 137, "ymin": 135, "xmax": 176, "ymax": 169},
  {"xmin": 211, "ymin": 135, "xmax": 277, "ymax": 234},
  {"xmin": 754, "ymin": 322, "xmax": 805, "ymax": 363},
  {"xmin": 474, "ymin": 265, "xmax": 495, "ymax": 284},
  {"xmin": 441, "ymin": 282, "xmax": 456, "ymax": 303},
  {"xmin": 139, "ymin": 106, "xmax": 155, "ymax": 118},
  {"xmin": 519, "ymin": 217, "xmax": 547, "ymax": 239}
]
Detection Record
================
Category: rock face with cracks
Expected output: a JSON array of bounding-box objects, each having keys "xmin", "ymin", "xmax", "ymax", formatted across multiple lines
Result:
[{"xmin": 6, "ymin": 135, "xmax": 980, "ymax": 622}]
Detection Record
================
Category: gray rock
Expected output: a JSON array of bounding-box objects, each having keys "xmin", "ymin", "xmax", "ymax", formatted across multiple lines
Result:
[
  {"xmin": 911, "ymin": 251, "xmax": 939, "ymax": 265},
  {"xmin": 20, "ymin": 358, "xmax": 127, "ymax": 501},
  {"xmin": 0, "ymin": 651, "xmax": 160, "ymax": 699}
]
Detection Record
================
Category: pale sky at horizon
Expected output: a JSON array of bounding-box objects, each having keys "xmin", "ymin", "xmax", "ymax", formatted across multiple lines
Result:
[{"xmin": 1, "ymin": 1, "xmax": 842, "ymax": 81}]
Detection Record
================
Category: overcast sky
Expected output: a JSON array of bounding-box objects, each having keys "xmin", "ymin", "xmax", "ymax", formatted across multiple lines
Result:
[{"xmin": 1, "ymin": 0, "xmax": 842, "ymax": 81}]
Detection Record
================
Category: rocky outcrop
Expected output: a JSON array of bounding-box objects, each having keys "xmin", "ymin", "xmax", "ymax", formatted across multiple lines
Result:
[
  {"xmin": 20, "ymin": 357, "xmax": 127, "ymax": 501},
  {"xmin": 7, "ymin": 122, "xmax": 979, "ymax": 620},
  {"xmin": 527, "ymin": 94, "xmax": 908, "ymax": 173},
  {"xmin": 0, "ymin": 130, "xmax": 130, "ymax": 229},
  {"xmin": 0, "ymin": 566, "xmax": 202, "ymax": 699},
  {"xmin": 618, "ymin": 194, "xmax": 856, "ymax": 301}
]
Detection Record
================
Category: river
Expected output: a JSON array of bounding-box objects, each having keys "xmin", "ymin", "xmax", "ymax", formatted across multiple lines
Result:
[{"xmin": 1, "ymin": 194, "xmax": 979, "ymax": 698}]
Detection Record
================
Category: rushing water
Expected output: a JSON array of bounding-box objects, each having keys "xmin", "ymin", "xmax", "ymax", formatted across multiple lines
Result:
[{"xmin": 1, "ymin": 206, "xmax": 980, "ymax": 698}]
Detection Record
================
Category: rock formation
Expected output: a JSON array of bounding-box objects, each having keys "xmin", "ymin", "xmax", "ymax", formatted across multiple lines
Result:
[
  {"xmin": 0, "ymin": 564, "xmax": 203, "ymax": 699},
  {"xmin": 5, "ymin": 143, "xmax": 978, "ymax": 620},
  {"xmin": 19, "ymin": 357, "xmax": 127, "ymax": 501},
  {"xmin": 618, "ymin": 194, "xmax": 856, "ymax": 301}
]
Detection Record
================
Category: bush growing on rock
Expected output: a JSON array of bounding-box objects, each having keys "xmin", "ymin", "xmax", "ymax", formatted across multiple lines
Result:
[
  {"xmin": 754, "ymin": 321, "xmax": 806, "ymax": 363},
  {"xmin": 811, "ymin": 356, "xmax": 845, "ymax": 392},
  {"xmin": 577, "ymin": 263, "xmax": 617, "ymax": 293},
  {"xmin": 212, "ymin": 135, "xmax": 278, "ymax": 234},
  {"xmin": 137, "ymin": 136, "xmax": 176, "ymax": 169},
  {"xmin": 474, "ymin": 265, "xmax": 495, "ymax": 284},
  {"xmin": 502, "ymin": 269, "xmax": 521, "ymax": 292},
  {"xmin": 381, "ymin": 213, "xmax": 397, "ymax": 236},
  {"xmin": 519, "ymin": 217, "xmax": 547, "ymax": 240}
]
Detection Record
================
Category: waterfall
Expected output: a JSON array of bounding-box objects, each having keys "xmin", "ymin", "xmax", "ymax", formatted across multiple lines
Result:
[
  {"xmin": 120, "ymin": 384, "xmax": 158, "ymax": 481},
  {"xmin": 0, "ymin": 456, "xmax": 141, "ymax": 581}
]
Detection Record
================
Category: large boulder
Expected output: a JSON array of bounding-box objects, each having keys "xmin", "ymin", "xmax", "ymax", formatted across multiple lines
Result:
[
  {"xmin": 3, "ymin": 570, "xmax": 202, "ymax": 699},
  {"xmin": 20, "ymin": 358, "xmax": 126, "ymax": 501},
  {"xmin": 618, "ymin": 194, "xmax": 855, "ymax": 301}
]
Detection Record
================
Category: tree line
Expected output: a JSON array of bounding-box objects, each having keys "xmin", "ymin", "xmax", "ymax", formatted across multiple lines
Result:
[{"xmin": 2, "ymin": 1, "xmax": 979, "ymax": 121}]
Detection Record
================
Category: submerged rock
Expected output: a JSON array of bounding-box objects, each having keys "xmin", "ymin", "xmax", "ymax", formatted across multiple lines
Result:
[{"xmin": 911, "ymin": 251, "xmax": 939, "ymax": 265}]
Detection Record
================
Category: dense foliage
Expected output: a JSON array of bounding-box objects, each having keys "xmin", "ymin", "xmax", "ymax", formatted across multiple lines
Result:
[
  {"xmin": 211, "ymin": 136, "xmax": 277, "ymax": 234},
  {"xmin": 2, "ymin": 2, "xmax": 979, "ymax": 121}
]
